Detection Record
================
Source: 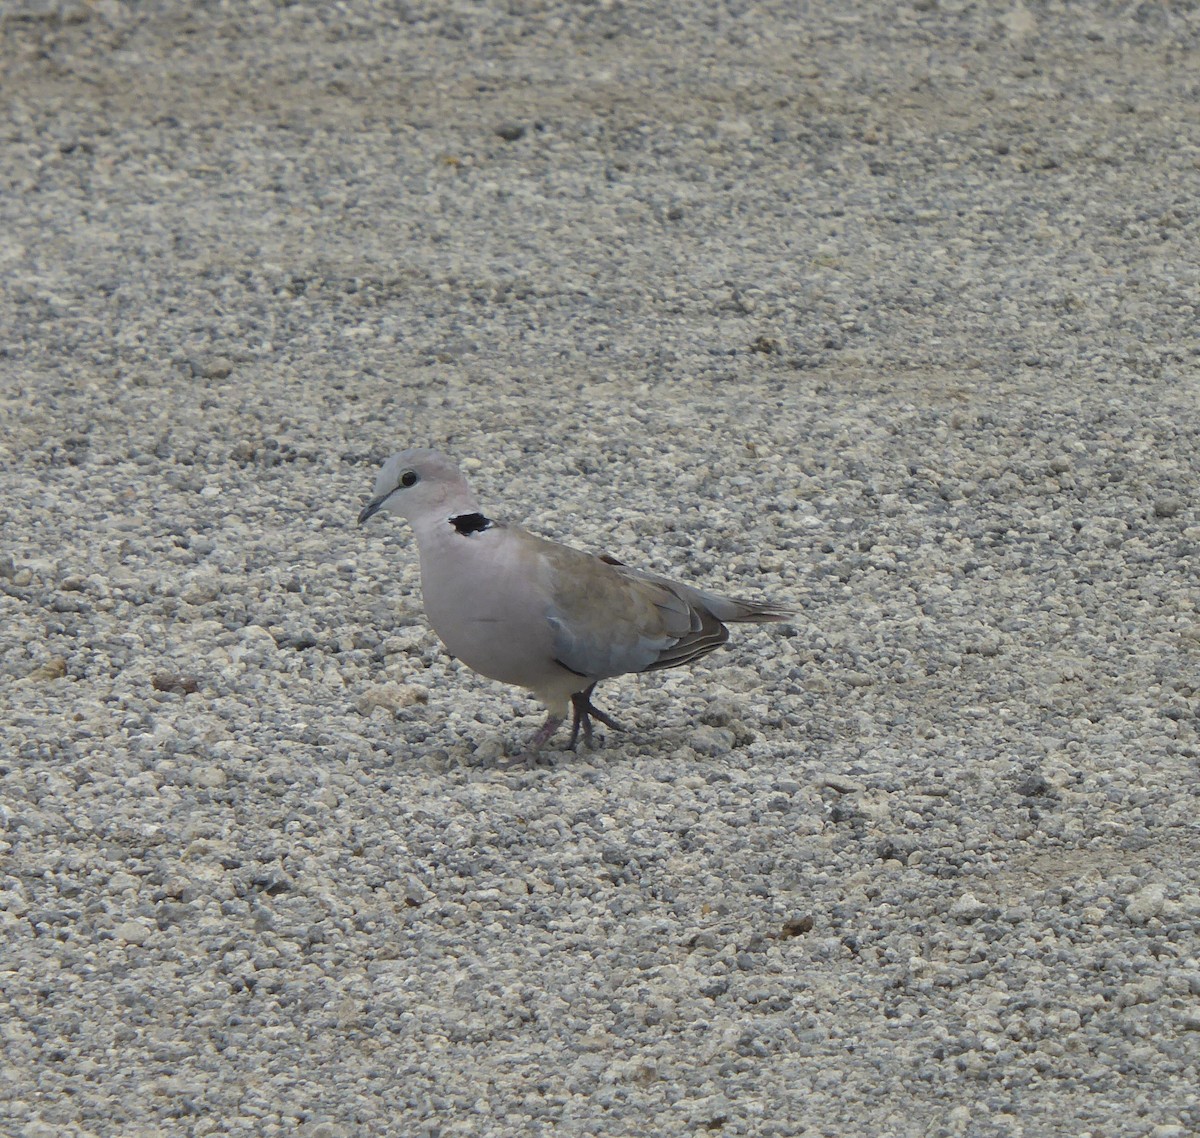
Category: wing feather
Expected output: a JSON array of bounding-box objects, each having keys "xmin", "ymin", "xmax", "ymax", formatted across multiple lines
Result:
[{"xmin": 537, "ymin": 538, "xmax": 789, "ymax": 681}]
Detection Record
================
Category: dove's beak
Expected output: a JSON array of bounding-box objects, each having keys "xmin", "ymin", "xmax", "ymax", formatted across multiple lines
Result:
[{"xmin": 357, "ymin": 495, "xmax": 387, "ymax": 525}]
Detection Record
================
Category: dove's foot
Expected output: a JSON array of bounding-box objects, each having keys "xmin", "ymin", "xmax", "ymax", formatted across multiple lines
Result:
[
  {"xmin": 498, "ymin": 712, "xmax": 566, "ymax": 767},
  {"xmin": 502, "ymin": 688, "xmax": 627, "ymax": 766},
  {"xmin": 520, "ymin": 713, "xmax": 564, "ymax": 753},
  {"xmin": 567, "ymin": 683, "xmax": 628, "ymax": 749}
]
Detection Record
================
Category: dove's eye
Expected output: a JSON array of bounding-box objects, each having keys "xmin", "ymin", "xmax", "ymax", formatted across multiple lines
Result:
[{"xmin": 399, "ymin": 470, "xmax": 419, "ymax": 489}]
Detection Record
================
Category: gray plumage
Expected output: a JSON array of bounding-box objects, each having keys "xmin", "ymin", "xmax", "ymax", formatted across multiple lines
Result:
[{"xmin": 358, "ymin": 449, "xmax": 792, "ymax": 755}]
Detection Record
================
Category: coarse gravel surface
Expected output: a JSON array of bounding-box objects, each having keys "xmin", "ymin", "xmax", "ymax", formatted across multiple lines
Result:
[{"xmin": 2, "ymin": 1, "xmax": 1200, "ymax": 1136}]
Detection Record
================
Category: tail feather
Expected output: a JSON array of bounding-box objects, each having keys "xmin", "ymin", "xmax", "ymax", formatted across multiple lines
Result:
[
  {"xmin": 718, "ymin": 598, "xmax": 794, "ymax": 624},
  {"xmin": 610, "ymin": 560, "xmax": 793, "ymax": 625},
  {"xmin": 664, "ymin": 578, "xmax": 793, "ymax": 625}
]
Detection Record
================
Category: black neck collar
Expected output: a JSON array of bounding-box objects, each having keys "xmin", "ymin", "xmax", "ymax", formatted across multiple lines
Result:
[{"xmin": 449, "ymin": 512, "xmax": 492, "ymax": 536}]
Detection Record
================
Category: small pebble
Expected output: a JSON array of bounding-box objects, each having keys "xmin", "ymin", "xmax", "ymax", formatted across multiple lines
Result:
[{"xmin": 115, "ymin": 920, "xmax": 151, "ymax": 946}]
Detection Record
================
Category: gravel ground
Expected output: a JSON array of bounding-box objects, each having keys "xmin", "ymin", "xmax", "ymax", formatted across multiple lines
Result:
[{"xmin": 3, "ymin": 1, "xmax": 1200, "ymax": 1135}]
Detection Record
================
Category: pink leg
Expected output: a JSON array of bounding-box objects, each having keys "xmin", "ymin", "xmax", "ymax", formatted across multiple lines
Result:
[{"xmin": 525, "ymin": 712, "xmax": 564, "ymax": 750}]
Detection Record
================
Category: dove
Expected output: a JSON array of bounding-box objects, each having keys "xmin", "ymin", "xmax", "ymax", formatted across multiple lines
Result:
[{"xmin": 357, "ymin": 449, "xmax": 792, "ymax": 755}]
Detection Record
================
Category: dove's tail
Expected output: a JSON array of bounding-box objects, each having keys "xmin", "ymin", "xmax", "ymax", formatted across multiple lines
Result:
[
  {"xmin": 696, "ymin": 592, "xmax": 794, "ymax": 624},
  {"xmin": 636, "ymin": 569, "xmax": 793, "ymax": 625},
  {"xmin": 602, "ymin": 557, "xmax": 794, "ymax": 626}
]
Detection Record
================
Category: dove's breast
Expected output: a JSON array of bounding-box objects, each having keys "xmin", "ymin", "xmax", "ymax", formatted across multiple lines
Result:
[{"xmin": 416, "ymin": 523, "xmax": 571, "ymax": 694}]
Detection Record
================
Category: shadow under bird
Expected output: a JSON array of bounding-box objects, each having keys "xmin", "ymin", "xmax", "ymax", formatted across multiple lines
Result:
[{"xmin": 358, "ymin": 449, "xmax": 792, "ymax": 756}]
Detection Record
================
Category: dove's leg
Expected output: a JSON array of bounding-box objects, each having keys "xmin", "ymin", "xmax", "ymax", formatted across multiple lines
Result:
[
  {"xmin": 523, "ymin": 713, "xmax": 564, "ymax": 753},
  {"xmin": 567, "ymin": 697, "xmax": 591, "ymax": 750},
  {"xmin": 567, "ymin": 684, "xmax": 627, "ymax": 749},
  {"xmin": 503, "ymin": 713, "xmax": 565, "ymax": 767}
]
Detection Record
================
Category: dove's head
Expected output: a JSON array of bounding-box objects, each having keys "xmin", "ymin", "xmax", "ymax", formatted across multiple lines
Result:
[{"xmin": 357, "ymin": 449, "xmax": 479, "ymax": 526}]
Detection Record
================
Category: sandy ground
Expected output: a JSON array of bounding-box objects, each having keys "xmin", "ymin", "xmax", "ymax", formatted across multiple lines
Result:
[{"xmin": 2, "ymin": 2, "xmax": 1199, "ymax": 1135}]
